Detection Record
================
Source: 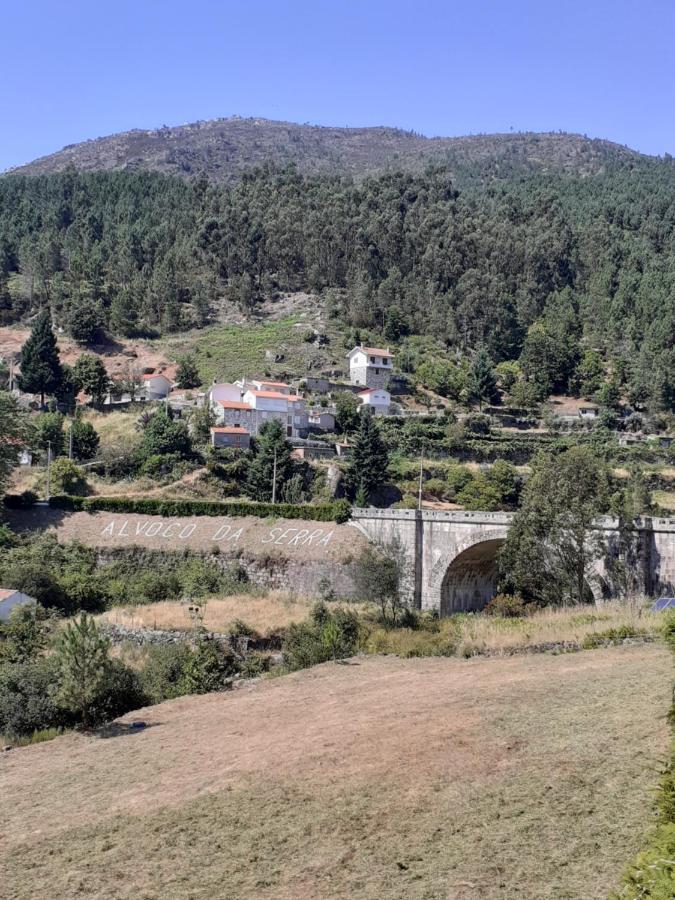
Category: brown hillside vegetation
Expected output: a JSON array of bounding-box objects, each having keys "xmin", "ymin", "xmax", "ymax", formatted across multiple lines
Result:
[
  {"xmin": 7, "ymin": 117, "xmax": 643, "ymax": 183},
  {"xmin": 1, "ymin": 645, "xmax": 670, "ymax": 899}
]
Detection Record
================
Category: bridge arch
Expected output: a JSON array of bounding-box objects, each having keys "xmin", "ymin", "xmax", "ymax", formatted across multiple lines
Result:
[{"xmin": 439, "ymin": 538, "xmax": 505, "ymax": 615}]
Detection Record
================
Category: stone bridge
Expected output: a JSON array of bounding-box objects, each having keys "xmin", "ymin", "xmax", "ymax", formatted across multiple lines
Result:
[{"xmin": 350, "ymin": 509, "xmax": 675, "ymax": 615}]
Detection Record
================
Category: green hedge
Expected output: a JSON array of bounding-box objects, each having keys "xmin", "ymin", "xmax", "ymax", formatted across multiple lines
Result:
[{"xmin": 49, "ymin": 494, "xmax": 351, "ymax": 524}]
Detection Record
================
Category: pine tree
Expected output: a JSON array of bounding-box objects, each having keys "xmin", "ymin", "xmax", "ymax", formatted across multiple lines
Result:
[
  {"xmin": 176, "ymin": 354, "xmax": 201, "ymax": 389},
  {"xmin": 469, "ymin": 346, "xmax": 498, "ymax": 410},
  {"xmin": 245, "ymin": 419, "xmax": 293, "ymax": 502},
  {"xmin": 18, "ymin": 310, "xmax": 63, "ymax": 407},
  {"xmin": 345, "ymin": 412, "xmax": 389, "ymax": 503},
  {"xmin": 56, "ymin": 613, "xmax": 111, "ymax": 729}
]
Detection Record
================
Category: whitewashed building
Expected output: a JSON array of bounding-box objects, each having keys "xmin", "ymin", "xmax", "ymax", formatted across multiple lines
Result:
[
  {"xmin": 358, "ymin": 387, "xmax": 391, "ymax": 415},
  {"xmin": 348, "ymin": 346, "xmax": 393, "ymax": 389},
  {"xmin": 140, "ymin": 373, "xmax": 173, "ymax": 400}
]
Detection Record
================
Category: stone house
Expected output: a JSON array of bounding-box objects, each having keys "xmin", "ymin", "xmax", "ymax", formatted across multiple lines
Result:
[
  {"xmin": 210, "ymin": 426, "xmax": 251, "ymax": 450},
  {"xmin": 348, "ymin": 346, "xmax": 393, "ymax": 389},
  {"xmin": 209, "ymin": 383, "xmax": 308, "ymax": 437}
]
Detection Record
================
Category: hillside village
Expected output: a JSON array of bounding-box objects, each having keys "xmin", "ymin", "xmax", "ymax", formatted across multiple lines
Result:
[{"xmin": 1, "ymin": 25, "xmax": 675, "ymax": 893}]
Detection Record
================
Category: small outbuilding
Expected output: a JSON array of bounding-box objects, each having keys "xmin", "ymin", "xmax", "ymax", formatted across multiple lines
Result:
[
  {"xmin": 141, "ymin": 373, "xmax": 173, "ymax": 400},
  {"xmin": 210, "ymin": 426, "xmax": 251, "ymax": 450},
  {"xmin": 0, "ymin": 589, "xmax": 37, "ymax": 622}
]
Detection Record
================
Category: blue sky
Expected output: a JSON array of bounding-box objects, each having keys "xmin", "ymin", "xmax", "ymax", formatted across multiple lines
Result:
[{"xmin": 1, "ymin": 0, "xmax": 673, "ymax": 171}]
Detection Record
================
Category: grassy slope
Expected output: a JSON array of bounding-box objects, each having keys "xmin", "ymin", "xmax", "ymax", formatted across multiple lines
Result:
[
  {"xmin": 1, "ymin": 645, "xmax": 670, "ymax": 899},
  {"xmin": 165, "ymin": 314, "xmax": 347, "ymax": 385}
]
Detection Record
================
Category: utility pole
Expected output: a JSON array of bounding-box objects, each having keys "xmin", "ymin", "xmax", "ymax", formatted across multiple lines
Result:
[
  {"xmin": 271, "ymin": 447, "xmax": 278, "ymax": 504},
  {"xmin": 46, "ymin": 440, "xmax": 52, "ymax": 502},
  {"xmin": 417, "ymin": 444, "xmax": 425, "ymax": 511}
]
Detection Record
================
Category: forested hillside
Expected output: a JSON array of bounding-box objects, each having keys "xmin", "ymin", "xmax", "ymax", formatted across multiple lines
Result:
[{"xmin": 0, "ymin": 158, "xmax": 674, "ymax": 409}]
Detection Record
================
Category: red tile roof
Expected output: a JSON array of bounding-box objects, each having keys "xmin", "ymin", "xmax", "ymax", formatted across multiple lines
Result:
[
  {"xmin": 211, "ymin": 427, "xmax": 250, "ymax": 434},
  {"xmin": 216, "ymin": 400, "xmax": 251, "ymax": 410},
  {"xmin": 254, "ymin": 380, "xmax": 289, "ymax": 388},
  {"xmin": 0, "ymin": 589, "xmax": 18, "ymax": 600},
  {"xmin": 249, "ymin": 390, "xmax": 302, "ymax": 401},
  {"xmin": 350, "ymin": 346, "xmax": 393, "ymax": 358}
]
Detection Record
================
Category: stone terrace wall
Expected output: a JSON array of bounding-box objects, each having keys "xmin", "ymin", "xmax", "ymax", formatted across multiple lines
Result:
[{"xmin": 9, "ymin": 508, "xmax": 370, "ymax": 598}]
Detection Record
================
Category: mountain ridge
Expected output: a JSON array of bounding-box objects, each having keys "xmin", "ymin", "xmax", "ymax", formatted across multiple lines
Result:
[{"xmin": 6, "ymin": 116, "xmax": 648, "ymax": 183}]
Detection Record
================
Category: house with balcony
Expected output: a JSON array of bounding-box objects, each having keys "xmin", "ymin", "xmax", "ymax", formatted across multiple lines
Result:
[{"xmin": 348, "ymin": 346, "xmax": 393, "ymax": 389}]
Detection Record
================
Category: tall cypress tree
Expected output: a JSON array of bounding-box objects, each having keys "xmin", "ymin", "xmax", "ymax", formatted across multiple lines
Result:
[
  {"xmin": 469, "ymin": 346, "xmax": 498, "ymax": 410},
  {"xmin": 345, "ymin": 412, "xmax": 389, "ymax": 504},
  {"xmin": 18, "ymin": 310, "xmax": 63, "ymax": 407}
]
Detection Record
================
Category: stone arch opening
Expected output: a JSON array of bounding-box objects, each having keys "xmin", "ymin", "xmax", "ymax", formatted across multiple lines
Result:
[{"xmin": 440, "ymin": 539, "xmax": 505, "ymax": 616}]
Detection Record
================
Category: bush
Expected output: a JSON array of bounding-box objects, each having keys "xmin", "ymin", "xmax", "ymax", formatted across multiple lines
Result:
[
  {"xmin": 3, "ymin": 490, "xmax": 38, "ymax": 509},
  {"xmin": 50, "ymin": 494, "xmax": 351, "ymax": 523},
  {"xmin": 86, "ymin": 659, "xmax": 148, "ymax": 725},
  {"xmin": 0, "ymin": 656, "xmax": 71, "ymax": 738},
  {"xmin": 581, "ymin": 624, "xmax": 645, "ymax": 649},
  {"xmin": 484, "ymin": 593, "xmax": 528, "ymax": 618},
  {"xmin": 141, "ymin": 644, "xmax": 193, "ymax": 703},
  {"xmin": 45, "ymin": 457, "xmax": 89, "ymax": 496},
  {"xmin": 282, "ymin": 602, "xmax": 361, "ymax": 671}
]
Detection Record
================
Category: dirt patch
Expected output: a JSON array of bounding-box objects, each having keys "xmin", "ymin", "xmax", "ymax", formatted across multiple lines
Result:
[
  {"xmin": 1, "ymin": 645, "xmax": 670, "ymax": 899},
  {"xmin": 0, "ymin": 326, "xmax": 172, "ymax": 379}
]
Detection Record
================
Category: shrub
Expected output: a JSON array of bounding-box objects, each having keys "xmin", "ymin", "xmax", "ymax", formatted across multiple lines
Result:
[
  {"xmin": 177, "ymin": 639, "xmax": 239, "ymax": 694},
  {"xmin": 0, "ymin": 656, "xmax": 71, "ymax": 738},
  {"xmin": 50, "ymin": 494, "xmax": 351, "ymax": 523},
  {"xmin": 86, "ymin": 659, "xmax": 148, "ymax": 725},
  {"xmin": 45, "ymin": 457, "xmax": 89, "ymax": 496},
  {"xmin": 240, "ymin": 652, "xmax": 271, "ymax": 678},
  {"xmin": 141, "ymin": 644, "xmax": 193, "ymax": 703},
  {"xmin": 282, "ymin": 602, "xmax": 361, "ymax": 671},
  {"xmin": 3, "ymin": 490, "xmax": 38, "ymax": 509},
  {"xmin": 484, "ymin": 593, "xmax": 528, "ymax": 618},
  {"xmin": 581, "ymin": 624, "xmax": 645, "ymax": 649}
]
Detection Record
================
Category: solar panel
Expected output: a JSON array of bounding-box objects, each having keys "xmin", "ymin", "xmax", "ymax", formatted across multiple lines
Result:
[{"xmin": 652, "ymin": 597, "xmax": 675, "ymax": 612}]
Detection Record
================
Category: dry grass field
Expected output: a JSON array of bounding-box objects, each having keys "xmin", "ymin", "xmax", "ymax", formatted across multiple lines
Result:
[
  {"xmin": 1, "ymin": 644, "xmax": 670, "ymax": 900},
  {"xmin": 100, "ymin": 591, "xmax": 314, "ymax": 635}
]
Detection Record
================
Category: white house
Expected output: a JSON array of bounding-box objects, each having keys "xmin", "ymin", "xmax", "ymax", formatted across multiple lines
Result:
[
  {"xmin": 348, "ymin": 346, "xmax": 393, "ymax": 389},
  {"xmin": 0, "ymin": 589, "xmax": 37, "ymax": 622},
  {"xmin": 244, "ymin": 389, "xmax": 308, "ymax": 437},
  {"xmin": 141, "ymin": 373, "xmax": 173, "ymax": 400},
  {"xmin": 210, "ymin": 382, "xmax": 246, "ymax": 404},
  {"xmin": 579, "ymin": 403, "xmax": 600, "ymax": 420},
  {"xmin": 358, "ymin": 387, "xmax": 391, "ymax": 415}
]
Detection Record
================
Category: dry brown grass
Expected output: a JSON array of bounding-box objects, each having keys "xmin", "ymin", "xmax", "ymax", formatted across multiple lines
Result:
[
  {"xmin": 99, "ymin": 590, "xmax": 313, "ymax": 635},
  {"xmin": 367, "ymin": 601, "xmax": 659, "ymax": 658},
  {"xmin": 0, "ymin": 645, "xmax": 670, "ymax": 899}
]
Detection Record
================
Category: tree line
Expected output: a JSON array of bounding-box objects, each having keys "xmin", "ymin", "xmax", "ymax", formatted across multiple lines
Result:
[{"xmin": 0, "ymin": 161, "xmax": 673, "ymax": 409}]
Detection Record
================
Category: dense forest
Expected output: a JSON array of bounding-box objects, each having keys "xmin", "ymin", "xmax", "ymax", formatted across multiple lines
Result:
[{"xmin": 0, "ymin": 158, "xmax": 674, "ymax": 409}]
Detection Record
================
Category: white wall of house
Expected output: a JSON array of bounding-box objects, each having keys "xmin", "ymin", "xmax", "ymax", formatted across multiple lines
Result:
[
  {"xmin": 0, "ymin": 591, "xmax": 37, "ymax": 622},
  {"xmin": 142, "ymin": 375, "xmax": 172, "ymax": 399},
  {"xmin": 359, "ymin": 388, "xmax": 391, "ymax": 414}
]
